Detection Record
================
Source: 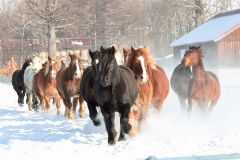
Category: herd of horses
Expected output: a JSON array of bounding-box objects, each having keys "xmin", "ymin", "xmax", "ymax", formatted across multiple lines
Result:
[{"xmin": 11, "ymin": 45, "xmax": 221, "ymax": 145}]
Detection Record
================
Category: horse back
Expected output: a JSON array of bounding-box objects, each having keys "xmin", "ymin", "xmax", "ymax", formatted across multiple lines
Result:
[
  {"xmin": 118, "ymin": 65, "xmax": 139, "ymax": 104},
  {"xmin": 80, "ymin": 66, "xmax": 96, "ymax": 103},
  {"xmin": 151, "ymin": 64, "xmax": 169, "ymax": 100},
  {"xmin": 170, "ymin": 64, "xmax": 192, "ymax": 98},
  {"xmin": 12, "ymin": 70, "xmax": 24, "ymax": 90}
]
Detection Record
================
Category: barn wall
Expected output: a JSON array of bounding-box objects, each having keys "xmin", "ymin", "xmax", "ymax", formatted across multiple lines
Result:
[{"xmin": 217, "ymin": 27, "xmax": 240, "ymax": 67}]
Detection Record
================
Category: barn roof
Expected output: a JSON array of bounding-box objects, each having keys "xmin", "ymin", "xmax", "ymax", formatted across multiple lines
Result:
[{"xmin": 170, "ymin": 9, "xmax": 240, "ymax": 47}]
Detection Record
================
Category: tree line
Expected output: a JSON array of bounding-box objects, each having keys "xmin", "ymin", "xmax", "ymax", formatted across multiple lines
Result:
[{"xmin": 0, "ymin": 0, "xmax": 239, "ymax": 66}]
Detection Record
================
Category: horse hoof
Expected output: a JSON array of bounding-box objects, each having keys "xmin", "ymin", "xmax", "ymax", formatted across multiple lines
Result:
[
  {"xmin": 93, "ymin": 119, "xmax": 101, "ymax": 126},
  {"xmin": 118, "ymin": 135, "xmax": 126, "ymax": 141},
  {"xmin": 123, "ymin": 124, "xmax": 132, "ymax": 134},
  {"xmin": 108, "ymin": 140, "xmax": 116, "ymax": 145},
  {"xmin": 19, "ymin": 103, "xmax": 24, "ymax": 107},
  {"xmin": 128, "ymin": 127, "xmax": 139, "ymax": 137},
  {"xmin": 79, "ymin": 113, "xmax": 85, "ymax": 118}
]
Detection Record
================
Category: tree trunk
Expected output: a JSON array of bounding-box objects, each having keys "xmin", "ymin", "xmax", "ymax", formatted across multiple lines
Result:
[{"xmin": 48, "ymin": 20, "xmax": 57, "ymax": 58}]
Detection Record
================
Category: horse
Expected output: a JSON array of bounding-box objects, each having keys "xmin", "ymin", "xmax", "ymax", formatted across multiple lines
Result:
[
  {"xmin": 126, "ymin": 47, "xmax": 169, "ymax": 118},
  {"xmin": 93, "ymin": 46, "xmax": 138, "ymax": 145},
  {"xmin": 12, "ymin": 58, "xmax": 32, "ymax": 106},
  {"xmin": 80, "ymin": 50, "xmax": 101, "ymax": 126},
  {"xmin": 24, "ymin": 55, "xmax": 45, "ymax": 111},
  {"xmin": 56, "ymin": 53, "xmax": 85, "ymax": 120},
  {"xmin": 181, "ymin": 46, "xmax": 221, "ymax": 113},
  {"xmin": 170, "ymin": 63, "xmax": 192, "ymax": 110},
  {"xmin": 33, "ymin": 56, "xmax": 61, "ymax": 114}
]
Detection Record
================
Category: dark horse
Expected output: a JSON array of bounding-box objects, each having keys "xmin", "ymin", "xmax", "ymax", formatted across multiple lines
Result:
[
  {"xmin": 80, "ymin": 50, "xmax": 101, "ymax": 126},
  {"xmin": 12, "ymin": 58, "xmax": 32, "ymax": 106},
  {"xmin": 94, "ymin": 46, "xmax": 138, "ymax": 145},
  {"xmin": 56, "ymin": 53, "xmax": 85, "ymax": 120},
  {"xmin": 182, "ymin": 46, "xmax": 221, "ymax": 113},
  {"xmin": 170, "ymin": 63, "xmax": 192, "ymax": 110}
]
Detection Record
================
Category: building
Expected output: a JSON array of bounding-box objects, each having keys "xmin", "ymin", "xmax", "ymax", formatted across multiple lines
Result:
[
  {"xmin": 0, "ymin": 37, "xmax": 91, "ymax": 66},
  {"xmin": 170, "ymin": 9, "xmax": 240, "ymax": 67}
]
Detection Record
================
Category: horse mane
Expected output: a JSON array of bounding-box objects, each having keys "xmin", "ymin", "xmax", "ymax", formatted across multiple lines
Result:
[
  {"xmin": 139, "ymin": 47, "xmax": 155, "ymax": 69},
  {"xmin": 21, "ymin": 59, "xmax": 31, "ymax": 71}
]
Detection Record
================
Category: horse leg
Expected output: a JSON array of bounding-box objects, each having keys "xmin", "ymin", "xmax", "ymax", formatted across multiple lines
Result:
[
  {"xmin": 56, "ymin": 96, "xmax": 61, "ymax": 115},
  {"xmin": 16, "ymin": 90, "xmax": 23, "ymax": 106},
  {"xmin": 78, "ymin": 96, "xmax": 85, "ymax": 118},
  {"xmin": 119, "ymin": 103, "xmax": 132, "ymax": 135},
  {"xmin": 32, "ymin": 94, "xmax": 39, "ymax": 111},
  {"xmin": 64, "ymin": 97, "xmax": 74, "ymax": 120},
  {"xmin": 63, "ymin": 99, "xmax": 69, "ymax": 117},
  {"xmin": 27, "ymin": 93, "xmax": 33, "ymax": 111},
  {"xmin": 128, "ymin": 105, "xmax": 139, "ymax": 137},
  {"xmin": 187, "ymin": 96, "xmax": 193, "ymax": 112},
  {"xmin": 153, "ymin": 99, "xmax": 163, "ymax": 112},
  {"xmin": 87, "ymin": 102, "xmax": 100, "ymax": 126},
  {"xmin": 73, "ymin": 97, "xmax": 78, "ymax": 113},
  {"xmin": 208, "ymin": 97, "xmax": 219, "ymax": 114},
  {"xmin": 101, "ymin": 107, "xmax": 117, "ymax": 145},
  {"xmin": 178, "ymin": 96, "xmax": 187, "ymax": 111},
  {"xmin": 44, "ymin": 96, "xmax": 50, "ymax": 110}
]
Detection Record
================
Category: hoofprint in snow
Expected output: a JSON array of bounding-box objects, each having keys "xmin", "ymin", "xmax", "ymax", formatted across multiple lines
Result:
[{"xmin": 0, "ymin": 69, "xmax": 240, "ymax": 160}]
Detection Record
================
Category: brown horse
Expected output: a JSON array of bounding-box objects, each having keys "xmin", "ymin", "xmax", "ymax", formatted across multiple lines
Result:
[
  {"xmin": 181, "ymin": 46, "xmax": 220, "ymax": 113},
  {"xmin": 33, "ymin": 56, "xmax": 61, "ymax": 114},
  {"xmin": 56, "ymin": 53, "xmax": 85, "ymax": 120},
  {"xmin": 125, "ymin": 47, "xmax": 169, "ymax": 120}
]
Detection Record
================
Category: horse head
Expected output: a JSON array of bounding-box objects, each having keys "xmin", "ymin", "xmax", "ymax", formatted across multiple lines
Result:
[
  {"xmin": 89, "ymin": 49, "xmax": 101, "ymax": 76},
  {"xmin": 182, "ymin": 46, "xmax": 202, "ymax": 67},
  {"xmin": 130, "ymin": 46, "xmax": 149, "ymax": 83},
  {"xmin": 123, "ymin": 48, "xmax": 132, "ymax": 65},
  {"xmin": 98, "ymin": 46, "xmax": 117, "ymax": 87},
  {"xmin": 68, "ymin": 53, "xmax": 83, "ymax": 79},
  {"xmin": 45, "ymin": 56, "xmax": 60, "ymax": 79},
  {"xmin": 32, "ymin": 55, "xmax": 44, "ymax": 73},
  {"xmin": 22, "ymin": 57, "xmax": 33, "ymax": 71}
]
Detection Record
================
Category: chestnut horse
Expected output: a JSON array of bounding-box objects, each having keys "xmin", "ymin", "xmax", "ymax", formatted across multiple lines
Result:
[
  {"xmin": 125, "ymin": 47, "xmax": 169, "ymax": 119},
  {"xmin": 33, "ymin": 56, "xmax": 61, "ymax": 114},
  {"xmin": 181, "ymin": 46, "xmax": 220, "ymax": 113},
  {"xmin": 56, "ymin": 53, "xmax": 85, "ymax": 120}
]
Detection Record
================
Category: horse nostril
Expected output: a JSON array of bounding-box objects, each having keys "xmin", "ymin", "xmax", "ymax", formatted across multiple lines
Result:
[
  {"xmin": 140, "ymin": 76, "xmax": 143, "ymax": 80},
  {"xmin": 105, "ymin": 76, "xmax": 109, "ymax": 81}
]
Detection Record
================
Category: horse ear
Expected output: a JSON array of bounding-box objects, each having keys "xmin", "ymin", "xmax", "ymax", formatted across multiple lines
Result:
[
  {"xmin": 197, "ymin": 45, "xmax": 201, "ymax": 49},
  {"xmin": 89, "ymin": 49, "xmax": 93, "ymax": 58},
  {"xmin": 48, "ymin": 56, "xmax": 52, "ymax": 61},
  {"xmin": 111, "ymin": 46, "xmax": 116, "ymax": 55},
  {"xmin": 69, "ymin": 53, "xmax": 74, "ymax": 60},
  {"xmin": 100, "ymin": 46, "xmax": 104, "ymax": 53},
  {"xmin": 123, "ymin": 48, "xmax": 128, "ymax": 56},
  {"xmin": 131, "ymin": 46, "xmax": 136, "ymax": 54}
]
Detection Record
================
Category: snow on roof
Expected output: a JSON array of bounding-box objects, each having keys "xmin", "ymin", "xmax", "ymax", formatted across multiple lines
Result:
[{"xmin": 170, "ymin": 11, "xmax": 240, "ymax": 47}]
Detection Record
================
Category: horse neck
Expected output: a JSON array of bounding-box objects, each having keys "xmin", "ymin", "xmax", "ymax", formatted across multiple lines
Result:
[
  {"xmin": 21, "ymin": 62, "xmax": 29, "ymax": 72},
  {"xmin": 66, "ymin": 66, "xmax": 75, "ymax": 81},
  {"xmin": 46, "ymin": 73, "xmax": 56, "ymax": 84},
  {"xmin": 193, "ymin": 58, "xmax": 206, "ymax": 78},
  {"xmin": 112, "ymin": 59, "xmax": 121, "ymax": 82}
]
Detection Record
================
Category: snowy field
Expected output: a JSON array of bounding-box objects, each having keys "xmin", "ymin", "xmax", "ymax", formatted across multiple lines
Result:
[{"xmin": 0, "ymin": 68, "xmax": 240, "ymax": 160}]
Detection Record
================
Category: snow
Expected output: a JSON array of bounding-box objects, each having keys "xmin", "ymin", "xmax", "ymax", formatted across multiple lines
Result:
[
  {"xmin": 170, "ymin": 13, "xmax": 240, "ymax": 47},
  {"xmin": 1, "ymin": 68, "xmax": 240, "ymax": 160}
]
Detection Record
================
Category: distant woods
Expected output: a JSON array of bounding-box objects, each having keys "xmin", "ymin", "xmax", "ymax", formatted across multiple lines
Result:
[{"xmin": 0, "ymin": 0, "xmax": 239, "ymax": 62}]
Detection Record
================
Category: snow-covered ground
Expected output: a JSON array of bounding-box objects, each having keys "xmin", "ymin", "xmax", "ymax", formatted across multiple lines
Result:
[{"xmin": 0, "ymin": 68, "xmax": 240, "ymax": 160}]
